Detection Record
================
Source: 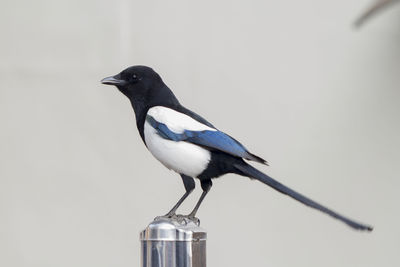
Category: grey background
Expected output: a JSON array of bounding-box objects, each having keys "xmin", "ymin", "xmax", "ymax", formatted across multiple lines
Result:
[{"xmin": 1, "ymin": 0, "xmax": 399, "ymax": 266}]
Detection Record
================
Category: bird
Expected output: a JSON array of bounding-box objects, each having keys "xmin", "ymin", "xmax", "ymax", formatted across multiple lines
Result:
[{"xmin": 101, "ymin": 65, "xmax": 373, "ymax": 231}]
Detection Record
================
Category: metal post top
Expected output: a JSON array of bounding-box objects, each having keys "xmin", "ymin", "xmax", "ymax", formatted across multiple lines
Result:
[{"xmin": 140, "ymin": 216, "xmax": 207, "ymax": 242}]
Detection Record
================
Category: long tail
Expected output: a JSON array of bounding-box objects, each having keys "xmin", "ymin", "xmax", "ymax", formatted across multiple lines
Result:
[{"xmin": 234, "ymin": 163, "xmax": 373, "ymax": 231}]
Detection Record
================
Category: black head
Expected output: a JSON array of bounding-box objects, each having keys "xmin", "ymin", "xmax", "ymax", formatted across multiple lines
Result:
[
  {"xmin": 101, "ymin": 65, "xmax": 165, "ymax": 99},
  {"xmin": 101, "ymin": 65, "xmax": 180, "ymax": 121}
]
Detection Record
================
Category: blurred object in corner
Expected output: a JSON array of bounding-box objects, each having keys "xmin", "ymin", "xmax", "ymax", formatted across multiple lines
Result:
[{"xmin": 355, "ymin": 0, "xmax": 400, "ymax": 27}]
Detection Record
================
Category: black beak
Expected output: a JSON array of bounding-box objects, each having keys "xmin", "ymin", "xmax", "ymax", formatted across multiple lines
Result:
[{"xmin": 101, "ymin": 75, "xmax": 126, "ymax": 86}]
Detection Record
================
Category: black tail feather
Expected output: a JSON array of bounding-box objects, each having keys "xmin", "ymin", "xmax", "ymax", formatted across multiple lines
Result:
[
  {"xmin": 234, "ymin": 163, "xmax": 373, "ymax": 231},
  {"xmin": 246, "ymin": 151, "xmax": 269, "ymax": 165}
]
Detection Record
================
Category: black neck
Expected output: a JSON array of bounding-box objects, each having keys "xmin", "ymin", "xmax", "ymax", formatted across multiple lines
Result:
[{"xmin": 130, "ymin": 84, "xmax": 180, "ymax": 142}]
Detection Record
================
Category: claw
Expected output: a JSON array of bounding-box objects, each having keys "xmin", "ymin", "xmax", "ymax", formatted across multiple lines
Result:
[
  {"xmin": 188, "ymin": 216, "xmax": 200, "ymax": 226},
  {"xmin": 154, "ymin": 214, "xmax": 200, "ymax": 226}
]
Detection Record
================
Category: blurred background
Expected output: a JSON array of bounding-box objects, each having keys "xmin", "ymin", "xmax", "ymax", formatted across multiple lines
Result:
[{"xmin": 1, "ymin": 0, "xmax": 399, "ymax": 266}]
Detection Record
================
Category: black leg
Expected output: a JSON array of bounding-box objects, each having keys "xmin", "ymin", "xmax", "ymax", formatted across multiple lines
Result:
[
  {"xmin": 165, "ymin": 174, "xmax": 195, "ymax": 217},
  {"xmin": 188, "ymin": 179, "xmax": 212, "ymax": 218}
]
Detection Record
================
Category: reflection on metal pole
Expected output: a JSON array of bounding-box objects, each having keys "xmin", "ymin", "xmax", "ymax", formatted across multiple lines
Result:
[{"xmin": 140, "ymin": 217, "xmax": 207, "ymax": 267}]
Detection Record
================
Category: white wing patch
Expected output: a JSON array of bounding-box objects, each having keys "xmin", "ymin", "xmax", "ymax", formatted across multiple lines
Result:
[
  {"xmin": 147, "ymin": 106, "xmax": 216, "ymax": 134},
  {"xmin": 144, "ymin": 120, "xmax": 211, "ymax": 177}
]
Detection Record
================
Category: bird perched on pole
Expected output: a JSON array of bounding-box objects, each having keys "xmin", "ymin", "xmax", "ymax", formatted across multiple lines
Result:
[{"xmin": 101, "ymin": 65, "xmax": 373, "ymax": 231}]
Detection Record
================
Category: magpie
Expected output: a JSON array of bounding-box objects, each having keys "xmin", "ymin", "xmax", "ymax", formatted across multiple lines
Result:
[{"xmin": 101, "ymin": 65, "xmax": 373, "ymax": 231}]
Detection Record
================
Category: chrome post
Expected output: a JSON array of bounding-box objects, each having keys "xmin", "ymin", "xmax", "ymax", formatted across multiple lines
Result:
[{"xmin": 140, "ymin": 217, "xmax": 207, "ymax": 267}]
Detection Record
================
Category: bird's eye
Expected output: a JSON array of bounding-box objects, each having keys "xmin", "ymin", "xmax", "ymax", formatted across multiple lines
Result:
[{"xmin": 132, "ymin": 74, "xmax": 138, "ymax": 80}]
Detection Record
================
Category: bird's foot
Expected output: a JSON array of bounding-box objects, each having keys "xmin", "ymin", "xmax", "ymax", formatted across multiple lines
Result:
[
  {"xmin": 177, "ymin": 214, "xmax": 200, "ymax": 226},
  {"xmin": 154, "ymin": 214, "xmax": 200, "ymax": 226},
  {"xmin": 154, "ymin": 211, "xmax": 176, "ymax": 221},
  {"xmin": 154, "ymin": 214, "xmax": 172, "ymax": 221}
]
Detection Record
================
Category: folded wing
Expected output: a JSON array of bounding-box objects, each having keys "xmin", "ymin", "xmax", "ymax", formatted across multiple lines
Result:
[{"xmin": 146, "ymin": 114, "xmax": 267, "ymax": 164}]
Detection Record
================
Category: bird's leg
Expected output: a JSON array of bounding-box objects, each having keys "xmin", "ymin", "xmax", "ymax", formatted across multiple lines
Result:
[
  {"xmin": 187, "ymin": 179, "xmax": 212, "ymax": 219},
  {"xmin": 165, "ymin": 191, "xmax": 192, "ymax": 217},
  {"xmin": 164, "ymin": 174, "xmax": 195, "ymax": 217}
]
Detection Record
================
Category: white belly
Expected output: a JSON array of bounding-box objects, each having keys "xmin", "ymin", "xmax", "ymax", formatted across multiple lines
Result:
[{"xmin": 144, "ymin": 121, "xmax": 211, "ymax": 177}]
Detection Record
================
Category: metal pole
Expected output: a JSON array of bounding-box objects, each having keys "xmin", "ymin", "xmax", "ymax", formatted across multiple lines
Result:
[{"xmin": 140, "ymin": 216, "xmax": 207, "ymax": 267}]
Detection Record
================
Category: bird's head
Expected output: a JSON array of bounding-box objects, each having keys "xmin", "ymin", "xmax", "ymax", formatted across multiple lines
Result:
[{"xmin": 101, "ymin": 65, "xmax": 164, "ymax": 100}]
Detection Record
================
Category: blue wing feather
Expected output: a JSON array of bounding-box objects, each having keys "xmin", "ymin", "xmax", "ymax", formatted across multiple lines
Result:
[
  {"xmin": 146, "ymin": 115, "xmax": 267, "ymax": 164},
  {"xmin": 146, "ymin": 115, "xmax": 182, "ymax": 141},
  {"xmin": 185, "ymin": 130, "xmax": 249, "ymax": 157}
]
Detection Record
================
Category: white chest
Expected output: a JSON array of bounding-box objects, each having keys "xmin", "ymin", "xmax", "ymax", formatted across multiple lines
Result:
[{"xmin": 144, "ymin": 120, "xmax": 211, "ymax": 178}]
